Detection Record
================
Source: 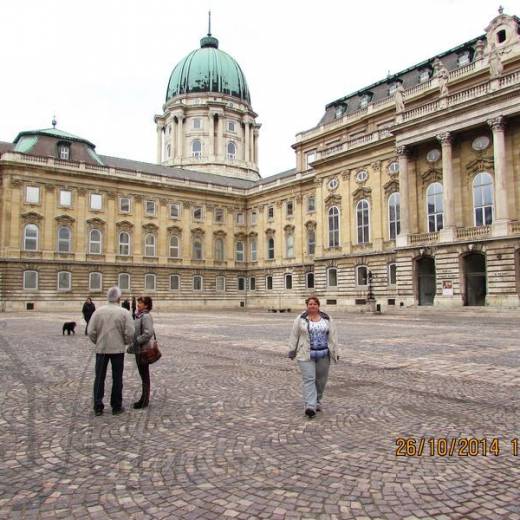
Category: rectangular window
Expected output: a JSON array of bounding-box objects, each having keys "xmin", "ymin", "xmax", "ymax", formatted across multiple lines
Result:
[
  {"xmin": 238, "ymin": 277, "xmax": 246, "ymax": 291},
  {"xmin": 118, "ymin": 273, "xmax": 130, "ymax": 291},
  {"xmin": 249, "ymin": 277, "xmax": 256, "ymax": 290},
  {"xmin": 236, "ymin": 212, "xmax": 245, "ymax": 225},
  {"xmin": 26, "ymin": 186, "xmax": 40, "ymax": 204},
  {"xmin": 23, "ymin": 270, "xmax": 38, "ymax": 290},
  {"xmin": 57, "ymin": 271, "xmax": 71, "ymax": 291},
  {"xmin": 90, "ymin": 193, "xmax": 102, "ymax": 211},
  {"xmin": 250, "ymin": 240, "xmax": 257, "ymax": 262},
  {"xmin": 89, "ymin": 272, "xmax": 102, "ymax": 291},
  {"xmin": 170, "ymin": 274, "xmax": 180, "ymax": 290},
  {"xmin": 267, "ymin": 206, "xmax": 274, "ymax": 220},
  {"xmin": 388, "ymin": 263, "xmax": 397, "ymax": 286},
  {"xmin": 170, "ymin": 203, "xmax": 181, "ymax": 218},
  {"xmin": 59, "ymin": 145, "xmax": 70, "ymax": 160},
  {"xmin": 214, "ymin": 208, "xmax": 224, "ymax": 223},
  {"xmin": 266, "ymin": 275, "xmax": 273, "ymax": 290},
  {"xmin": 59, "ymin": 190, "xmax": 72, "ymax": 207},
  {"xmin": 306, "ymin": 272, "xmax": 314, "ymax": 289},
  {"xmin": 216, "ymin": 275, "xmax": 225, "ymax": 291},
  {"xmin": 144, "ymin": 274, "xmax": 156, "ymax": 291},
  {"xmin": 193, "ymin": 118, "xmax": 202, "ymax": 129},
  {"xmin": 328, "ymin": 268, "xmax": 338, "ymax": 287},
  {"xmin": 286, "ymin": 201, "xmax": 294, "ymax": 217},
  {"xmin": 285, "ymin": 274, "xmax": 293, "ymax": 290},
  {"xmin": 251, "ymin": 211, "xmax": 257, "ymax": 225},
  {"xmin": 145, "ymin": 200, "xmax": 156, "ymax": 216},
  {"xmin": 307, "ymin": 196, "xmax": 315, "ymax": 212},
  {"xmin": 119, "ymin": 197, "xmax": 131, "ymax": 213},
  {"xmin": 227, "ymin": 120, "xmax": 235, "ymax": 132},
  {"xmin": 193, "ymin": 207, "xmax": 203, "ymax": 221},
  {"xmin": 306, "ymin": 151, "xmax": 316, "ymax": 169},
  {"xmin": 193, "ymin": 275, "xmax": 203, "ymax": 291}
]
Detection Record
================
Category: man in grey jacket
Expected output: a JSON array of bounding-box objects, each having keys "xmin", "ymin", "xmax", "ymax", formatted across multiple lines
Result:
[{"xmin": 88, "ymin": 286, "xmax": 134, "ymax": 416}]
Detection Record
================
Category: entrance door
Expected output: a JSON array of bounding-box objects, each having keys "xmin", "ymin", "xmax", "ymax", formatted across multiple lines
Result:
[
  {"xmin": 464, "ymin": 253, "xmax": 486, "ymax": 306},
  {"xmin": 417, "ymin": 256, "xmax": 436, "ymax": 306}
]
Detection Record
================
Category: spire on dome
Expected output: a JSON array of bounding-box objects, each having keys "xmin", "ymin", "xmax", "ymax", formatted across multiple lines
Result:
[{"xmin": 200, "ymin": 11, "xmax": 219, "ymax": 48}]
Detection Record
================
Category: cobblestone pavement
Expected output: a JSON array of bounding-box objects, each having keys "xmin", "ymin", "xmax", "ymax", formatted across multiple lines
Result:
[{"xmin": 0, "ymin": 309, "xmax": 519, "ymax": 519}]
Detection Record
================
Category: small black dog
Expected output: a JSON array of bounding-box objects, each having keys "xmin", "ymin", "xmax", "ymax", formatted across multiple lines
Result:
[{"xmin": 62, "ymin": 322, "xmax": 77, "ymax": 335}]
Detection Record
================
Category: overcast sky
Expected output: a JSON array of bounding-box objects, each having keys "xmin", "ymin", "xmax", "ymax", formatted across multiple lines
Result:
[{"xmin": 0, "ymin": 0, "xmax": 506, "ymax": 178}]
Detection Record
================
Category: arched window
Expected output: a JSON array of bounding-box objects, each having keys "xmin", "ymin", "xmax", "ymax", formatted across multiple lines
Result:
[
  {"xmin": 250, "ymin": 239, "xmax": 257, "ymax": 262},
  {"xmin": 193, "ymin": 275, "xmax": 203, "ymax": 291},
  {"xmin": 144, "ymin": 233, "xmax": 156, "ymax": 257},
  {"xmin": 57, "ymin": 226, "xmax": 71, "ymax": 253},
  {"xmin": 214, "ymin": 238, "xmax": 224, "ymax": 261},
  {"xmin": 144, "ymin": 273, "xmax": 156, "ymax": 291},
  {"xmin": 328, "ymin": 207, "xmax": 339, "ymax": 247},
  {"xmin": 118, "ymin": 232, "xmax": 130, "ymax": 256},
  {"xmin": 118, "ymin": 273, "xmax": 130, "ymax": 291},
  {"xmin": 427, "ymin": 182, "xmax": 444, "ymax": 232},
  {"xmin": 227, "ymin": 141, "xmax": 236, "ymax": 160},
  {"xmin": 267, "ymin": 237, "xmax": 275, "ymax": 260},
  {"xmin": 356, "ymin": 200, "xmax": 370, "ymax": 244},
  {"xmin": 356, "ymin": 265, "xmax": 368, "ymax": 286},
  {"xmin": 235, "ymin": 240, "xmax": 244, "ymax": 262},
  {"xmin": 170, "ymin": 274, "xmax": 180, "ymax": 290},
  {"xmin": 23, "ymin": 224, "xmax": 38, "ymax": 251},
  {"xmin": 306, "ymin": 272, "xmax": 315, "ymax": 289},
  {"xmin": 192, "ymin": 140, "xmax": 201, "ymax": 158},
  {"xmin": 286, "ymin": 233, "xmax": 294, "ymax": 258},
  {"xmin": 307, "ymin": 228, "xmax": 316, "ymax": 255},
  {"xmin": 89, "ymin": 229, "xmax": 102, "ymax": 254},
  {"xmin": 89, "ymin": 272, "xmax": 102, "ymax": 291},
  {"xmin": 388, "ymin": 192, "xmax": 400, "ymax": 240},
  {"xmin": 327, "ymin": 267, "xmax": 338, "ymax": 287},
  {"xmin": 473, "ymin": 172, "xmax": 494, "ymax": 226},
  {"xmin": 170, "ymin": 235, "xmax": 180, "ymax": 258},
  {"xmin": 193, "ymin": 239, "xmax": 203, "ymax": 260}
]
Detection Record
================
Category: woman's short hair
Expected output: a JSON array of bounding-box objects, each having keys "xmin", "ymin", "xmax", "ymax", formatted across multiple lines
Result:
[
  {"xmin": 305, "ymin": 296, "xmax": 320, "ymax": 306},
  {"xmin": 138, "ymin": 296, "xmax": 153, "ymax": 311}
]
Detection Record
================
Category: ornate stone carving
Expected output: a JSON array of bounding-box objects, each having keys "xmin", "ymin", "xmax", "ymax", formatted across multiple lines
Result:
[
  {"xmin": 436, "ymin": 132, "xmax": 452, "ymax": 146},
  {"xmin": 383, "ymin": 179, "xmax": 400, "ymax": 196},
  {"xmin": 55, "ymin": 214, "xmax": 75, "ymax": 225},
  {"xmin": 371, "ymin": 161, "xmax": 382, "ymax": 171},
  {"xmin": 305, "ymin": 220, "xmax": 317, "ymax": 230},
  {"xmin": 324, "ymin": 193, "xmax": 342, "ymax": 207},
  {"xmin": 341, "ymin": 170, "xmax": 351, "ymax": 180},
  {"xmin": 475, "ymin": 39, "xmax": 485, "ymax": 60},
  {"xmin": 421, "ymin": 168, "xmax": 443, "ymax": 186},
  {"xmin": 487, "ymin": 116, "xmax": 505, "ymax": 132},
  {"xmin": 396, "ymin": 146, "xmax": 409, "ymax": 157},
  {"xmin": 21, "ymin": 211, "xmax": 43, "ymax": 222},
  {"xmin": 191, "ymin": 227, "xmax": 205, "ymax": 236},
  {"xmin": 488, "ymin": 43, "xmax": 504, "ymax": 78},
  {"xmin": 167, "ymin": 225, "xmax": 183, "ymax": 234},
  {"xmin": 77, "ymin": 187, "xmax": 87, "ymax": 196},
  {"xmin": 248, "ymin": 231, "xmax": 258, "ymax": 238},
  {"xmin": 352, "ymin": 187, "xmax": 372, "ymax": 204},
  {"xmin": 10, "ymin": 177, "xmax": 23, "ymax": 187},
  {"xmin": 265, "ymin": 228, "xmax": 276, "ymax": 236},
  {"xmin": 394, "ymin": 83, "xmax": 405, "ymax": 113},
  {"xmin": 465, "ymin": 156, "xmax": 494, "ymax": 177},
  {"xmin": 116, "ymin": 220, "xmax": 134, "ymax": 230},
  {"xmin": 86, "ymin": 217, "xmax": 105, "ymax": 228},
  {"xmin": 142, "ymin": 223, "xmax": 159, "ymax": 232},
  {"xmin": 284, "ymin": 224, "xmax": 295, "ymax": 233}
]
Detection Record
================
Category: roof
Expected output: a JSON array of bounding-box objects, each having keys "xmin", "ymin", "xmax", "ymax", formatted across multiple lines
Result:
[{"xmin": 14, "ymin": 128, "xmax": 96, "ymax": 148}]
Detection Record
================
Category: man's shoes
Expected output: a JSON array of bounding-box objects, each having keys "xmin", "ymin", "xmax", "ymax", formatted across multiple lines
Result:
[
  {"xmin": 305, "ymin": 408, "xmax": 316, "ymax": 418},
  {"xmin": 112, "ymin": 407, "xmax": 125, "ymax": 416},
  {"xmin": 133, "ymin": 400, "xmax": 149, "ymax": 409},
  {"xmin": 94, "ymin": 409, "xmax": 103, "ymax": 416}
]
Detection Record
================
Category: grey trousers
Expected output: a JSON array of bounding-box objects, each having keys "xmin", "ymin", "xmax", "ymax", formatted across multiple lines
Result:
[{"xmin": 298, "ymin": 356, "xmax": 330, "ymax": 410}]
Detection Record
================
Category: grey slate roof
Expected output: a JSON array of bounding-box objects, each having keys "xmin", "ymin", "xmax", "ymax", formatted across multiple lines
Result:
[{"xmin": 0, "ymin": 141, "xmax": 13, "ymax": 155}]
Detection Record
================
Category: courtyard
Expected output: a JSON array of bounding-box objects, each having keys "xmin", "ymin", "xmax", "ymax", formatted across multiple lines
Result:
[{"xmin": 0, "ymin": 309, "xmax": 519, "ymax": 519}]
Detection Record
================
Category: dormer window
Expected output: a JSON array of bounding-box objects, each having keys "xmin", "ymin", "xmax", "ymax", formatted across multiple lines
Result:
[
  {"xmin": 335, "ymin": 105, "xmax": 346, "ymax": 119},
  {"xmin": 58, "ymin": 142, "xmax": 70, "ymax": 160},
  {"xmin": 388, "ymin": 83, "xmax": 399, "ymax": 96},
  {"xmin": 457, "ymin": 51, "xmax": 471, "ymax": 67},
  {"xmin": 419, "ymin": 69, "xmax": 430, "ymax": 83},
  {"xmin": 360, "ymin": 94, "xmax": 372, "ymax": 108},
  {"xmin": 497, "ymin": 30, "xmax": 506, "ymax": 44}
]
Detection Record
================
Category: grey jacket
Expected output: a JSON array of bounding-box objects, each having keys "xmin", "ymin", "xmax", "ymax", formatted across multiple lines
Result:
[
  {"xmin": 127, "ymin": 312, "xmax": 154, "ymax": 354},
  {"xmin": 288, "ymin": 311, "xmax": 340, "ymax": 362},
  {"xmin": 88, "ymin": 303, "xmax": 134, "ymax": 354}
]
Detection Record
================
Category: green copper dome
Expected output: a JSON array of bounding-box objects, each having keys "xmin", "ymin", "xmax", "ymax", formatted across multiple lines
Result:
[{"xmin": 166, "ymin": 34, "xmax": 251, "ymax": 104}]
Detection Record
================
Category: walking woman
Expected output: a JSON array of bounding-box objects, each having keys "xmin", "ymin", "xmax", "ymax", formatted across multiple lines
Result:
[
  {"xmin": 82, "ymin": 297, "xmax": 96, "ymax": 335},
  {"xmin": 288, "ymin": 296, "xmax": 339, "ymax": 418},
  {"xmin": 128, "ymin": 296, "xmax": 155, "ymax": 409}
]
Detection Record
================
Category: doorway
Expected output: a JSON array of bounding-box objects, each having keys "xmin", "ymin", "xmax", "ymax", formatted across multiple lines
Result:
[
  {"xmin": 417, "ymin": 256, "xmax": 436, "ymax": 306},
  {"xmin": 464, "ymin": 252, "xmax": 486, "ymax": 306}
]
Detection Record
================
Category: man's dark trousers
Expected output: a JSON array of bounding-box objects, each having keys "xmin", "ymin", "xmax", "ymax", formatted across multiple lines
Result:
[{"xmin": 93, "ymin": 353, "xmax": 124, "ymax": 411}]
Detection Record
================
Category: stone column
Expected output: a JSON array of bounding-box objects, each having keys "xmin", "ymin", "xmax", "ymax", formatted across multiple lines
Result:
[
  {"xmin": 158, "ymin": 198, "xmax": 168, "ymax": 263},
  {"xmin": 170, "ymin": 121, "xmax": 176, "ymax": 161},
  {"xmin": 105, "ymin": 192, "xmax": 116, "ymax": 262},
  {"xmin": 244, "ymin": 121, "xmax": 250, "ymax": 163},
  {"xmin": 249, "ymin": 124, "xmax": 255, "ymax": 164},
  {"xmin": 156, "ymin": 124, "xmax": 163, "ymax": 163},
  {"xmin": 133, "ymin": 195, "xmax": 143, "ymax": 261},
  {"xmin": 436, "ymin": 132, "xmax": 456, "ymax": 242},
  {"xmin": 488, "ymin": 117, "xmax": 510, "ymax": 235},
  {"xmin": 43, "ymin": 185, "xmax": 55, "ymax": 259},
  {"xmin": 76, "ymin": 188, "xmax": 87, "ymax": 261},
  {"xmin": 208, "ymin": 112, "xmax": 215, "ymax": 160},
  {"xmin": 217, "ymin": 116, "xmax": 224, "ymax": 161},
  {"xmin": 253, "ymin": 128, "xmax": 259, "ymax": 168},
  {"xmin": 396, "ymin": 146, "xmax": 410, "ymax": 247},
  {"xmin": 176, "ymin": 115, "xmax": 184, "ymax": 160}
]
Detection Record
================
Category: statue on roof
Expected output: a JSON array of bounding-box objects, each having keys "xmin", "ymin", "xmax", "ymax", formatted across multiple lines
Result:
[
  {"xmin": 394, "ymin": 83, "xmax": 405, "ymax": 113},
  {"xmin": 433, "ymin": 58, "xmax": 449, "ymax": 98},
  {"xmin": 488, "ymin": 42, "xmax": 504, "ymax": 78}
]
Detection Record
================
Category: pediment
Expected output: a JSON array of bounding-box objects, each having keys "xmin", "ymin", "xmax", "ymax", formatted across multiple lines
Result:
[
  {"xmin": 21, "ymin": 211, "xmax": 43, "ymax": 221},
  {"xmin": 86, "ymin": 217, "xmax": 105, "ymax": 227}
]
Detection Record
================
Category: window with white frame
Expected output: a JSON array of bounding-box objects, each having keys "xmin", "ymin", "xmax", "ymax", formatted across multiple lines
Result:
[
  {"xmin": 214, "ymin": 208, "xmax": 224, "ymax": 223},
  {"xmin": 169, "ymin": 235, "xmax": 180, "ymax": 258},
  {"xmin": 170, "ymin": 274, "xmax": 180, "ymax": 290},
  {"xmin": 227, "ymin": 141, "xmax": 236, "ymax": 160},
  {"xmin": 26, "ymin": 186, "xmax": 40, "ymax": 204},
  {"xmin": 356, "ymin": 200, "xmax": 370, "ymax": 244},
  {"xmin": 473, "ymin": 172, "xmax": 494, "ymax": 226},
  {"xmin": 193, "ymin": 118, "xmax": 202, "ymax": 129},
  {"xmin": 23, "ymin": 224, "xmax": 38, "ymax": 251},
  {"xmin": 267, "ymin": 206, "xmax": 274, "ymax": 220},
  {"xmin": 286, "ymin": 233, "xmax": 294, "ymax": 258},
  {"xmin": 328, "ymin": 206, "xmax": 340, "ymax": 247},
  {"xmin": 356, "ymin": 266, "xmax": 368, "ymax": 286},
  {"xmin": 23, "ymin": 270, "xmax": 38, "ymax": 290},
  {"xmin": 193, "ymin": 275, "xmax": 203, "ymax": 291},
  {"xmin": 118, "ymin": 273, "xmax": 130, "ymax": 291},
  {"xmin": 267, "ymin": 237, "xmax": 275, "ymax": 260},
  {"xmin": 119, "ymin": 197, "xmax": 131, "ymax": 213},
  {"xmin": 170, "ymin": 203, "xmax": 181, "ymax": 218},
  {"xmin": 144, "ymin": 273, "xmax": 156, "ymax": 291},
  {"xmin": 193, "ymin": 239, "xmax": 203, "ymax": 260},
  {"xmin": 192, "ymin": 140, "xmax": 202, "ymax": 158},
  {"xmin": 216, "ymin": 275, "xmax": 225, "ymax": 291},
  {"xmin": 89, "ymin": 229, "xmax": 102, "ymax": 254},
  {"xmin": 306, "ymin": 272, "xmax": 315, "ymax": 289},
  {"xmin": 250, "ymin": 239, "xmax": 257, "ymax": 262},
  {"xmin": 193, "ymin": 206, "xmax": 203, "ymax": 221},
  {"xmin": 236, "ymin": 212, "xmax": 245, "ymax": 225},
  {"xmin": 145, "ymin": 200, "xmax": 156, "ymax": 216},
  {"xmin": 238, "ymin": 276, "xmax": 246, "ymax": 291},
  {"xmin": 59, "ymin": 190, "xmax": 72, "ymax": 207},
  {"xmin": 57, "ymin": 271, "xmax": 71, "ymax": 291},
  {"xmin": 306, "ymin": 151, "xmax": 316, "ymax": 169},
  {"xmin": 144, "ymin": 233, "xmax": 156, "ymax": 257},
  {"xmin": 457, "ymin": 51, "xmax": 470, "ymax": 67},
  {"xmin": 58, "ymin": 143, "xmax": 70, "ymax": 160},
  {"xmin": 427, "ymin": 182, "xmax": 444, "ymax": 232},
  {"xmin": 388, "ymin": 161, "xmax": 400, "ymax": 175},
  {"xmin": 214, "ymin": 238, "xmax": 224, "ymax": 262},
  {"xmin": 90, "ymin": 193, "xmax": 102, "ymax": 211},
  {"xmin": 388, "ymin": 192, "xmax": 401, "ymax": 240},
  {"xmin": 285, "ymin": 273, "xmax": 293, "ymax": 290},
  {"xmin": 249, "ymin": 277, "xmax": 256, "ymax": 290},
  {"xmin": 328, "ymin": 267, "xmax": 338, "ymax": 287},
  {"xmin": 388, "ymin": 263, "xmax": 397, "ymax": 286},
  {"xmin": 89, "ymin": 272, "xmax": 102, "ymax": 291},
  {"xmin": 307, "ymin": 228, "xmax": 316, "ymax": 256},
  {"xmin": 307, "ymin": 196, "xmax": 316, "ymax": 212},
  {"xmin": 266, "ymin": 275, "xmax": 273, "ymax": 290},
  {"xmin": 57, "ymin": 226, "xmax": 72, "ymax": 253},
  {"xmin": 227, "ymin": 120, "xmax": 235, "ymax": 132},
  {"xmin": 419, "ymin": 69, "xmax": 430, "ymax": 83},
  {"xmin": 360, "ymin": 94, "xmax": 371, "ymax": 108},
  {"xmin": 235, "ymin": 241, "xmax": 245, "ymax": 262},
  {"xmin": 119, "ymin": 232, "xmax": 130, "ymax": 256},
  {"xmin": 251, "ymin": 211, "xmax": 257, "ymax": 225}
]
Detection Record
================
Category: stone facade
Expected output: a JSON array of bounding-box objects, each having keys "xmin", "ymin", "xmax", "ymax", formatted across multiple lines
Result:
[{"xmin": 1, "ymin": 11, "xmax": 520, "ymax": 311}]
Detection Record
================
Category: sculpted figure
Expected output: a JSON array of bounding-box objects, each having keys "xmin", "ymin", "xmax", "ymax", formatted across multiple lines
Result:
[
  {"xmin": 438, "ymin": 68, "xmax": 449, "ymax": 97},
  {"xmin": 488, "ymin": 43, "xmax": 503, "ymax": 78},
  {"xmin": 394, "ymin": 83, "xmax": 405, "ymax": 113}
]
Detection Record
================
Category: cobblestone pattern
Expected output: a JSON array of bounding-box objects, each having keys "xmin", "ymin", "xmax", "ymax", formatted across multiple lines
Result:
[{"xmin": 0, "ymin": 310, "xmax": 519, "ymax": 519}]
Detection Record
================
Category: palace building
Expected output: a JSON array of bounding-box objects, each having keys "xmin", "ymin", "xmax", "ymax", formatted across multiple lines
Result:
[{"xmin": 1, "ymin": 10, "xmax": 520, "ymax": 311}]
